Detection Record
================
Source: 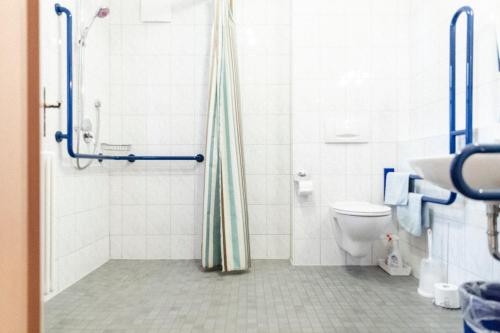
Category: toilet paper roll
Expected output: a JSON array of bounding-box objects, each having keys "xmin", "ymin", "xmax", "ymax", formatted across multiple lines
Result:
[
  {"xmin": 296, "ymin": 180, "xmax": 313, "ymax": 196},
  {"xmin": 434, "ymin": 283, "xmax": 460, "ymax": 309}
]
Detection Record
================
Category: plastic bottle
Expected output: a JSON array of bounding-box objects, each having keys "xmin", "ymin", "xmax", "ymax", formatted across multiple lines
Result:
[{"xmin": 387, "ymin": 236, "xmax": 403, "ymax": 269}]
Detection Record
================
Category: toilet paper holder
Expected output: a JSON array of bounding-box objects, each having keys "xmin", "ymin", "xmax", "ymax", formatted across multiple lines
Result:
[
  {"xmin": 294, "ymin": 171, "xmax": 313, "ymax": 196},
  {"xmin": 295, "ymin": 170, "xmax": 308, "ymax": 180}
]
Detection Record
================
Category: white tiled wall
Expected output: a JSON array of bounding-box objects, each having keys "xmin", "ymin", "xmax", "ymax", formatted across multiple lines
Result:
[
  {"xmin": 398, "ymin": 0, "xmax": 500, "ymax": 283},
  {"xmin": 238, "ymin": 0, "xmax": 292, "ymax": 260},
  {"xmin": 41, "ymin": 0, "xmax": 111, "ymax": 297},
  {"xmin": 290, "ymin": 0, "xmax": 410, "ymax": 265},
  {"xmin": 107, "ymin": 0, "xmax": 291, "ymax": 260}
]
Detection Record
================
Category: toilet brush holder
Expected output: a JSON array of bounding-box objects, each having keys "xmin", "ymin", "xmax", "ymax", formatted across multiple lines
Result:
[{"xmin": 418, "ymin": 229, "xmax": 445, "ymax": 298}]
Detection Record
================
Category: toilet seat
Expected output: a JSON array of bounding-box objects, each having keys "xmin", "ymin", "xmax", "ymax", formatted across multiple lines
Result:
[{"xmin": 331, "ymin": 201, "xmax": 391, "ymax": 217}]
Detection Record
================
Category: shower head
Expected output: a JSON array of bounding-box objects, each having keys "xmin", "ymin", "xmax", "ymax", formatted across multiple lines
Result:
[
  {"xmin": 96, "ymin": 7, "xmax": 110, "ymax": 18},
  {"xmin": 80, "ymin": 7, "xmax": 110, "ymax": 45}
]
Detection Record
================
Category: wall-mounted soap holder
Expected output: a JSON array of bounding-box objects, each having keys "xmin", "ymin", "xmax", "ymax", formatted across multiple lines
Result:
[{"xmin": 323, "ymin": 113, "xmax": 370, "ymax": 144}]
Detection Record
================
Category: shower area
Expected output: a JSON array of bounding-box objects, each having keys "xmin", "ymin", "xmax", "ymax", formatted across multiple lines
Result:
[{"xmin": 40, "ymin": 0, "xmax": 292, "ymax": 301}]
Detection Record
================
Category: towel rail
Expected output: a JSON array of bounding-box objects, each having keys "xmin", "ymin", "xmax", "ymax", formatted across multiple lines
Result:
[
  {"xmin": 383, "ymin": 168, "xmax": 457, "ymax": 206},
  {"xmin": 54, "ymin": 4, "xmax": 204, "ymax": 163}
]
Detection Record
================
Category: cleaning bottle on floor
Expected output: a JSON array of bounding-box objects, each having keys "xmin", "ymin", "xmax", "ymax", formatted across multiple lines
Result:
[
  {"xmin": 387, "ymin": 234, "xmax": 403, "ymax": 269},
  {"xmin": 384, "ymin": 234, "xmax": 394, "ymax": 265}
]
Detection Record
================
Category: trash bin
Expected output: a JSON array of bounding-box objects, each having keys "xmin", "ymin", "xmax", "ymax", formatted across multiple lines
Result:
[{"xmin": 460, "ymin": 282, "xmax": 500, "ymax": 332}]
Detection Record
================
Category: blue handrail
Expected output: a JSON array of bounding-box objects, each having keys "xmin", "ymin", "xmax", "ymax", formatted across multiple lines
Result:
[
  {"xmin": 450, "ymin": 144, "xmax": 500, "ymax": 201},
  {"xmin": 54, "ymin": 4, "xmax": 204, "ymax": 163},
  {"xmin": 448, "ymin": 8, "xmax": 500, "ymax": 202},
  {"xmin": 381, "ymin": 7, "xmax": 476, "ymax": 207},
  {"xmin": 392, "ymin": 5, "xmax": 473, "ymax": 206},
  {"xmin": 449, "ymin": 6, "xmax": 474, "ymax": 154}
]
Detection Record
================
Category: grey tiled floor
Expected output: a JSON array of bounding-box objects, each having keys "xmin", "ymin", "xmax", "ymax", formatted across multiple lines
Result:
[{"xmin": 44, "ymin": 260, "xmax": 462, "ymax": 333}]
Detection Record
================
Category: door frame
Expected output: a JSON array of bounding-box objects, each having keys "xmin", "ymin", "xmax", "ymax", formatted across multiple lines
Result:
[
  {"xmin": 0, "ymin": 0, "xmax": 40, "ymax": 331},
  {"xmin": 28, "ymin": 0, "xmax": 41, "ymax": 331}
]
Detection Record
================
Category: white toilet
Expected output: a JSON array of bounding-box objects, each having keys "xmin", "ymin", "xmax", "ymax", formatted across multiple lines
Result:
[{"xmin": 330, "ymin": 201, "xmax": 392, "ymax": 258}]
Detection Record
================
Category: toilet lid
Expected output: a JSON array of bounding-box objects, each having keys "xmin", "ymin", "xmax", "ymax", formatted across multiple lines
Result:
[{"xmin": 332, "ymin": 201, "xmax": 391, "ymax": 217}]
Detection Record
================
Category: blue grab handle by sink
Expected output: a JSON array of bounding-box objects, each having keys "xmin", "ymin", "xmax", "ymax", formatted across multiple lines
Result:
[{"xmin": 450, "ymin": 144, "xmax": 500, "ymax": 201}]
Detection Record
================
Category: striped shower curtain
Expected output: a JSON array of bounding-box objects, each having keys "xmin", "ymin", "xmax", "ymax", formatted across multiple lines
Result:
[{"xmin": 201, "ymin": 0, "xmax": 250, "ymax": 272}]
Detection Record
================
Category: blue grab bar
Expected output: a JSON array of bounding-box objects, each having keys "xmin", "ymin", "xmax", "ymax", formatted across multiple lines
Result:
[
  {"xmin": 380, "ymin": 7, "xmax": 478, "ymax": 207},
  {"xmin": 450, "ymin": 6, "xmax": 474, "ymax": 154},
  {"xmin": 448, "ymin": 8, "xmax": 500, "ymax": 202},
  {"xmin": 383, "ymin": 168, "xmax": 457, "ymax": 206},
  {"xmin": 54, "ymin": 4, "xmax": 204, "ymax": 163},
  {"xmin": 386, "ymin": 6, "xmax": 473, "ymax": 206},
  {"xmin": 451, "ymin": 144, "xmax": 500, "ymax": 201}
]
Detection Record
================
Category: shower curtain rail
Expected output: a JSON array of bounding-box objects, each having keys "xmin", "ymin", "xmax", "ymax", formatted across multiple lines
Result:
[{"xmin": 54, "ymin": 4, "xmax": 204, "ymax": 163}]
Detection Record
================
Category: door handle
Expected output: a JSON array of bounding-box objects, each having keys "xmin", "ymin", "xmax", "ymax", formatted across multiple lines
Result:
[{"xmin": 42, "ymin": 88, "xmax": 61, "ymax": 138}]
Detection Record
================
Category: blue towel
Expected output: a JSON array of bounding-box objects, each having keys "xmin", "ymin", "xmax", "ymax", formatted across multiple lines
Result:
[
  {"xmin": 384, "ymin": 172, "xmax": 410, "ymax": 206},
  {"xmin": 397, "ymin": 193, "xmax": 430, "ymax": 236}
]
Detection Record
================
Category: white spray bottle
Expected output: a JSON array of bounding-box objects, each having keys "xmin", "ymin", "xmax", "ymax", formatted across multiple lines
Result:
[{"xmin": 387, "ymin": 234, "xmax": 403, "ymax": 269}]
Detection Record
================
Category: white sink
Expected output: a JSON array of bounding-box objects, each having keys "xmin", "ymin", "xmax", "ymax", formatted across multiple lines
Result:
[{"xmin": 409, "ymin": 154, "xmax": 500, "ymax": 192}]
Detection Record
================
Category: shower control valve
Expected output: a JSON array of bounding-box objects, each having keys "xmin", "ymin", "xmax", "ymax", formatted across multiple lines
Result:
[{"xmin": 83, "ymin": 131, "xmax": 95, "ymax": 144}]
